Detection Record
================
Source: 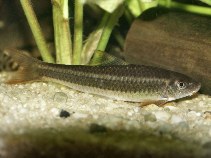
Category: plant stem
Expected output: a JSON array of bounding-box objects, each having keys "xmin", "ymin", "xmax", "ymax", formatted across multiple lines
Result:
[
  {"xmin": 73, "ymin": 0, "xmax": 83, "ymax": 65},
  {"xmin": 97, "ymin": 5, "xmax": 124, "ymax": 51},
  {"xmin": 124, "ymin": 8, "xmax": 133, "ymax": 24},
  {"xmin": 52, "ymin": 0, "xmax": 72, "ymax": 64},
  {"xmin": 159, "ymin": 1, "xmax": 211, "ymax": 16},
  {"xmin": 20, "ymin": 0, "xmax": 54, "ymax": 63},
  {"xmin": 113, "ymin": 29, "xmax": 124, "ymax": 50},
  {"xmin": 80, "ymin": 5, "xmax": 124, "ymax": 64}
]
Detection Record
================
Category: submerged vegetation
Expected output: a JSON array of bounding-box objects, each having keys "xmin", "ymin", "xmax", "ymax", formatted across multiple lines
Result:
[{"xmin": 19, "ymin": 0, "xmax": 211, "ymax": 65}]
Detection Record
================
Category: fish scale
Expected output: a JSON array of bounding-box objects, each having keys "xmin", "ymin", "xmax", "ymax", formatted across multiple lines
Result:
[{"xmin": 4, "ymin": 49, "xmax": 201, "ymax": 103}]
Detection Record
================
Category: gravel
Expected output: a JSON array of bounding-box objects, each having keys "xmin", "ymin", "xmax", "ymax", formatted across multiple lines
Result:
[{"xmin": 0, "ymin": 72, "xmax": 211, "ymax": 145}]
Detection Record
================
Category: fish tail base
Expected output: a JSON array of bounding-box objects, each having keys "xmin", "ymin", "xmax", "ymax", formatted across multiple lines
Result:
[{"xmin": 4, "ymin": 49, "xmax": 41, "ymax": 84}]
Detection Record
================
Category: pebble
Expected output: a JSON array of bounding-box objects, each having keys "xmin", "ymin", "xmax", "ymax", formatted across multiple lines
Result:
[
  {"xmin": 59, "ymin": 110, "xmax": 70, "ymax": 118},
  {"xmin": 127, "ymin": 110, "xmax": 134, "ymax": 116},
  {"xmin": 204, "ymin": 111, "xmax": 211, "ymax": 120},
  {"xmin": 153, "ymin": 111, "xmax": 171, "ymax": 122},
  {"xmin": 53, "ymin": 92, "xmax": 68, "ymax": 104},
  {"xmin": 125, "ymin": 120, "xmax": 140, "ymax": 130},
  {"xmin": 177, "ymin": 122, "xmax": 189, "ymax": 130},
  {"xmin": 39, "ymin": 99, "xmax": 47, "ymax": 107},
  {"xmin": 170, "ymin": 115, "xmax": 184, "ymax": 124},
  {"xmin": 50, "ymin": 108, "xmax": 60, "ymax": 116},
  {"xmin": 89, "ymin": 123, "xmax": 107, "ymax": 133},
  {"xmin": 164, "ymin": 105, "xmax": 178, "ymax": 112},
  {"xmin": 100, "ymin": 115, "xmax": 124, "ymax": 128},
  {"xmin": 143, "ymin": 104, "xmax": 159, "ymax": 111},
  {"xmin": 157, "ymin": 124, "xmax": 173, "ymax": 136},
  {"xmin": 144, "ymin": 113, "xmax": 157, "ymax": 122},
  {"xmin": 133, "ymin": 107, "xmax": 140, "ymax": 113},
  {"xmin": 72, "ymin": 112, "xmax": 89, "ymax": 119},
  {"xmin": 187, "ymin": 111, "xmax": 201, "ymax": 119},
  {"xmin": 17, "ymin": 85, "xmax": 24, "ymax": 89},
  {"xmin": 199, "ymin": 101, "xmax": 204, "ymax": 107}
]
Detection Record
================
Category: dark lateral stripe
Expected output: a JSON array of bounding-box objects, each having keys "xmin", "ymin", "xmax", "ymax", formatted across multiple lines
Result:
[
  {"xmin": 39, "ymin": 63, "xmax": 171, "ymax": 84},
  {"xmin": 39, "ymin": 65, "xmax": 167, "ymax": 94}
]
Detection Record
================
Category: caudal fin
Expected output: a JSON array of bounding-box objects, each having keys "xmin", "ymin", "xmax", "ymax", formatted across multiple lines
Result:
[{"xmin": 4, "ymin": 49, "xmax": 41, "ymax": 84}]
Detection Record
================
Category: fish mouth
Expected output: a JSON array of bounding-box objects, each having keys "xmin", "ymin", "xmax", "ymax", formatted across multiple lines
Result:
[
  {"xmin": 187, "ymin": 82, "xmax": 201, "ymax": 97},
  {"xmin": 193, "ymin": 82, "xmax": 201, "ymax": 94}
]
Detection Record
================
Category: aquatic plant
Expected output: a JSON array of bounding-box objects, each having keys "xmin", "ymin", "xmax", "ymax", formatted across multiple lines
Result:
[{"xmin": 19, "ymin": 0, "xmax": 211, "ymax": 64}]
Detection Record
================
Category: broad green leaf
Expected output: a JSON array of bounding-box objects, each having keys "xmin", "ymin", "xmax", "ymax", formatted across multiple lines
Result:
[
  {"xmin": 81, "ymin": 5, "xmax": 124, "ymax": 65},
  {"xmin": 200, "ymin": 0, "xmax": 211, "ymax": 5},
  {"xmin": 126, "ymin": 0, "xmax": 142, "ymax": 17},
  {"xmin": 86, "ymin": 0, "xmax": 124, "ymax": 13},
  {"xmin": 81, "ymin": 29, "xmax": 103, "ymax": 64},
  {"xmin": 126, "ymin": 0, "xmax": 158, "ymax": 17}
]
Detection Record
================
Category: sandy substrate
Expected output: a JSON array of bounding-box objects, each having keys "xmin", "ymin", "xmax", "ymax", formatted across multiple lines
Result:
[{"xmin": 0, "ymin": 72, "xmax": 210, "ymax": 157}]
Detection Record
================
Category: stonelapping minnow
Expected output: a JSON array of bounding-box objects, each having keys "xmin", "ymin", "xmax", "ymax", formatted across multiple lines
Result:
[{"xmin": 4, "ymin": 49, "xmax": 201, "ymax": 104}]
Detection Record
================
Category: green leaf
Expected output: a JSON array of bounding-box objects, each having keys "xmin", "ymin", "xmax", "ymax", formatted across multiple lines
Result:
[
  {"xmin": 200, "ymin": 0, "xmax": 211, "ymax": 5},
  {"xmin": 86, "ymin": 0, "xmax": 124, "ymax": 13},
  {"xmin": 81, "ymin": 29, "xmax": 104, "ymax": 64},
  {"xmin": 126, "ymin": 0, "xmax": 142, "ymax": 17},
  {"xmin": 81, "ymin": 5, "xmax": 124, "ymax": 65},
  {"xmin": 126, "ymin": 0, "xmax": 158, "ymax": 17}
]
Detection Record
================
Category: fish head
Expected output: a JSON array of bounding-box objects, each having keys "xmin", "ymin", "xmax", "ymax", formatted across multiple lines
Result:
[{"xmin": 164, "ymin": 73, "xmax": 201, "ymax": 101}]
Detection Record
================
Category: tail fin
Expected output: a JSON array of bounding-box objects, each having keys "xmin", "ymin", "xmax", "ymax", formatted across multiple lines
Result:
[{"xmin": 4, "ymin": 49, "xmax": 41, "ymax": 84}]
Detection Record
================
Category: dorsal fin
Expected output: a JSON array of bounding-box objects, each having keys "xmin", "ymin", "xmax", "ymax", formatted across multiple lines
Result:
[{"xmin": 89, "ymin": 50, "xmax": 128, "ymax": 66}]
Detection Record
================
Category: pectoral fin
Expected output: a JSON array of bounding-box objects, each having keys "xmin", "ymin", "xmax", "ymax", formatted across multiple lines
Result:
[{"xmin": 140, "ymin": 100, "xmax": 167, "ymax": 106}]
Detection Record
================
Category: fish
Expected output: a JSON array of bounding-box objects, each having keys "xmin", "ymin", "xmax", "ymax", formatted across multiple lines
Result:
[
  {"xmin": 4, "ymin": 49, "xmax": 201, "ymax": 104},
  {"xmin": 0, "ymin": 50, "xmax": 18, "ymax": 72}
]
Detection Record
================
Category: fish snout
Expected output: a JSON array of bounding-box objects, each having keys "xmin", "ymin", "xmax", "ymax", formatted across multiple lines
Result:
[{"xmin": 191, "ymin": 82, "xmax": 201, "ymax": 95}]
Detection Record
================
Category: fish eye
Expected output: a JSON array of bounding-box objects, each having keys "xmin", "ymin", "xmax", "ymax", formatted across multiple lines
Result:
[{"xmin": 176, "ymin": 81, "xmax": 186, "ymax": 90}]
